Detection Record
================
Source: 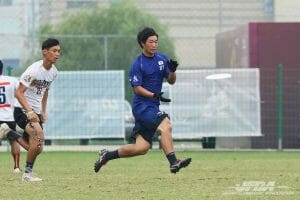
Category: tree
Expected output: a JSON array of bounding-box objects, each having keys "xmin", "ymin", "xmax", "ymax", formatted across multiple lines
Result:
[{"xmin": 33, "ymin": 0, "xmax": 176, "ymax": 101}]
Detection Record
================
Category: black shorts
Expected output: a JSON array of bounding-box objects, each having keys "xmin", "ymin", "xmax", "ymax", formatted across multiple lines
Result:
[
  {"xmin": 14, "ymin": 107, "xmax": 43, "ymax": 130},
  {"xmin": 129, "ymin": 111, "xmax": 169, "ymax": 145},
  {"xmin": 0, "ymin": 121, "xmax": 16, "ymax": 131}
]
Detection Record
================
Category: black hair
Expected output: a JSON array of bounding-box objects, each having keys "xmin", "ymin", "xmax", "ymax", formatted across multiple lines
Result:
[
  {"xmin": 42, "ymin": 38, "xmax": 60, "ymax": 50},
  {"xmin": 0, "ymin": 60, "xmax": 3, "ymax": 75},
  {"xmin": 137, "ymin": 27, "xmax": 158, "ymax": 48}
]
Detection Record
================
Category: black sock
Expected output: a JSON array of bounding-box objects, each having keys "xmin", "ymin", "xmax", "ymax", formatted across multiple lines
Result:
[
  {"xmin": 166, "ymin": 152, "xmax": 177, "ymax": 165},
  {"xmin": 105, "ymin": 150, "xmax": 120, "ymax": 161},
  {"xmin": 25, "ymin": 161, "xmax": 34, "ymax": 173}
]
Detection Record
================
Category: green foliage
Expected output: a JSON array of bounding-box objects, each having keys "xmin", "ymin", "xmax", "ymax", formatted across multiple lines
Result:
[{"xmin": 35, "ymin": 0, "xmax": 176, "ymax": 101}]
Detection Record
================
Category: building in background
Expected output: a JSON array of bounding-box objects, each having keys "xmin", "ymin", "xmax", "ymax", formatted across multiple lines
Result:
[{"xmin": 0, "ymin": 0, "xmax": 30, "ymax": 72}]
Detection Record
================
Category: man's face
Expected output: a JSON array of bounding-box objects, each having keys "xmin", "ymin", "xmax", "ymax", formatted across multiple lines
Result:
[
  {"xmin": 43, "ymin": 45, "xmax": 61, "ymax": 63},
  {"xmin": 143, "ymin": 35, "xmax": 158, "ymax": 56}
]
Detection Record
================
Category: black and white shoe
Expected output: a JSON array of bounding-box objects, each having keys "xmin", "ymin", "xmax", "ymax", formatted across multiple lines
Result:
[
  {"xmin": 170, "ymin": 158, "xmax": 192, "ymax": 174},
  {"xmin": 94, "ymin": 149, "xmax": 109, "ymax": 173}
]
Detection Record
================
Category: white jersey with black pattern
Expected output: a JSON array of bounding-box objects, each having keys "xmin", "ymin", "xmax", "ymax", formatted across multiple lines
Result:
[
  {"xmin": 20, "ymin": 60, "xmax": 58, "ymax": 114},
  {"xmin": 0, "ymin": 75, "xmax": 18, "ymax": 121}
]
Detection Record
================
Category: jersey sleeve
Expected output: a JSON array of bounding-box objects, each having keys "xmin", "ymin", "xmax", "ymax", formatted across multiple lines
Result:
[
  {"xmin": 129, "ymin": 61, "xmax": 143, "ymax": 87},
  {"xmin": 20, "ymin": 66, "xmax": 35, "ymax": 88}
]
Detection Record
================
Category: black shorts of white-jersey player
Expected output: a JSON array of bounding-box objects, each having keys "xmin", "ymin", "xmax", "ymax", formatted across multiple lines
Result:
[{"xmin": 94, "ymin": 27, "xmax": 191, "ymax": 174}]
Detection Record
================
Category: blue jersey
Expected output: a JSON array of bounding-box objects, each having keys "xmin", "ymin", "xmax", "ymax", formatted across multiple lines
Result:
[{"xmin": 129, "ymin": 52, "xmax": 170, "ymax": 115}]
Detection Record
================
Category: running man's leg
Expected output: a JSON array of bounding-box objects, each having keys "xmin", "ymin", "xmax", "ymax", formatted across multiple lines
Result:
[
  {"xmin": 94, "ymin": 135, "xmax": 151, "ymax": 172},
  {"xmin": 23, "ymin": 122, "xmax": 44, "ymax": 173},
  {"xmin": 10, "ymin": 140, "xmax": 21, "ymax": 172},
  {"xmin": 157, "ymin": 117, "xmax": 174, "ymax": 155},
  {"xmin": 157, "ymin": 117, "xmax": 192, "ymax": 173},
  {"xmin": 118, "ymin": 135, "xmax": 151, "ymax": 157},
  {"xmin": 4, "ymin": 126, "xmax": 29, "ymax": 151},
  {"xmin": 0, "ymin": 122, "xmax": 29, "ymax": 150}
]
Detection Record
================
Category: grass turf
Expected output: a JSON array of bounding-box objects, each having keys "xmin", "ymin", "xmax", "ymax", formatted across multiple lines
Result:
[{"xmin": 0, "ymin": 151, "xmax": 299, "ymax": 200}]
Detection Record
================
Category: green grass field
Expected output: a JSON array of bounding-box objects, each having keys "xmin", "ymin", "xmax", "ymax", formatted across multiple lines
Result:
[{"xmin": 0, "ymin": 151, "xmax": 299, "ymax": 200}]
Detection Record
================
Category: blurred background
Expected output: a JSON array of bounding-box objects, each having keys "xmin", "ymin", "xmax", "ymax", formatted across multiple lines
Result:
[{"xmin": 1, "ymin": 0, "xmax": 300, "ymax": 150}]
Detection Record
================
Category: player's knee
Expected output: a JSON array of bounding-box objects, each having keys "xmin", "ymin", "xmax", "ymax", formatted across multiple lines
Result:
[
  {"xmin": 31, "ymin": 143, "xmax": 43, "ymax": 154},
  {"xmin": 137, "ymin": 147, "xmax": 149, "ymax": 155},
  {"xmin": 37, "ymin": 145, "xmax": 43, "ymax": 154},
  {"xmin": 134, "ymin": 143, "xmax": 150, "ymax": 155},
  {"xmin": 11, "ymin": 149, "xmax": 20, "ymax": 155},
  {"xmin": 158, "ymin": 120, "xmax": 172, "ymax": 134},
  {"xmin": 167, "ymin": 122, "xmax": 172, "ymax": 133},
  {"xmin": 37, "ymin": 136, "xmax": 44, "ymax": 154}
]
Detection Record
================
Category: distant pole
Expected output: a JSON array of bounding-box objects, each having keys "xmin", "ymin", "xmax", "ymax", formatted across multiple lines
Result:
[
  {"xmin": 277, "ymin": 64, "xmax": 283, "ymax": 150},
  {"xmin": 30, "ymin": 0, "xmax": 36, "ymax": 60},
  {"xmin": 6, "ymin": 66, "xmax": 13, "ymax": 76},
  {"xmin": 218, "ymin": 0, "xmax": 223, "ymax": 32},
  {"xmin": 104, "ymin": 36, "xmax": 108, "ymax": 70}
]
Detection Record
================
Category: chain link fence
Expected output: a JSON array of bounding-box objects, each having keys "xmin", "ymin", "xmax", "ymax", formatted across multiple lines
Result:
[
  {"xmin": 2, "ymin": 0, "xmax": 300, "ymax": 149},
  {"xmin": 1, "ymin": 0, "xmax": 275, "ymax": 69}
]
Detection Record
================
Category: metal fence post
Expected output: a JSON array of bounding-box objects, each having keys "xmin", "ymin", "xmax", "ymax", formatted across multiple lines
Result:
[
  {"xmin": 277, "ymin": 64, "xmax": 283, "ymax": 150},
  {"xmin": 104, "ymin": 36, "xmax": 108, "ymax": 70}
]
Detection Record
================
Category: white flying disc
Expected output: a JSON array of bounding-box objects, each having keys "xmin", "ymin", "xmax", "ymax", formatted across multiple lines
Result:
[{"xmin": 205, "ymin": 73, "xmax": 232, "ymax": 80}]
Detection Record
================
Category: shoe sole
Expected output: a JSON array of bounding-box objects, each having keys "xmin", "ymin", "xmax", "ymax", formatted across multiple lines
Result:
[
  {"xmin": 22, "ymin": 179, "xmax": 42, "ymax": 182},
  {"xmin": 94, "ymin": 160, "xmax": 102, "ymax": 173},
  {"xmin": 94, "ymin": 151, "xmax": 108, "ymax": 173},
  {"xmin": 13, "ymin": 169, "xmax": 21, "ymax": 173},
  {"xmin": 171, "ymin": 158, "xmax": 192, "ymax": 174},
  {"xmin": 22, "ymin": 177, "xmax": 42, "ymax": 182}
]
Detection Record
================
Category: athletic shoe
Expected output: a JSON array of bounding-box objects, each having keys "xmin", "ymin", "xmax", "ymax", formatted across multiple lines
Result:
[
  {"xmin": 13, "ymin": 168, "xmax": 21, "ymax": 173},
  {"xmin": 0, "ymin": 123, "xmax": 10, "ymax": 140},
  {"xmin": 170, "ymin": 158, "xmax": 192, "ymax": 174},
  {"xmin": 94, "ymin": 149, "xmax": 108, "ymax": 173},
  {"xmin": 22, "ymin": 172, "xmax": 42, "ymax": 182}
]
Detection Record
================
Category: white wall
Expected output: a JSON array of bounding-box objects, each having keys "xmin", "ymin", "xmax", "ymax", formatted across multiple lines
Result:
[{"xmin": 275, "ymin": 0, "xmax": 300, "ymax": 21}]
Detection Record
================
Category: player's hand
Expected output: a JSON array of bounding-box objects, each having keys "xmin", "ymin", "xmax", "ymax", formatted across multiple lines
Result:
[
  {"xmin": 167, "ymin": 59, "xmax": 178, "ymax": 72},
  {"xmin": 153, "ymin": 92, "xmax": 171, "ymax": 102},
  {"xmin": 26, "ymin": 111, "xmax": 40, "ymax": 122}
]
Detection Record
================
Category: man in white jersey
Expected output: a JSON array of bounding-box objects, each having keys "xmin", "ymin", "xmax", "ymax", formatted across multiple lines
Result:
[
  {"xmin": 14, "ymin": 38, "xmax": 60, "ymax": 182},
  {"xmin": 0, "ymin": 60, "xmax": 23, "ymax": 173}
]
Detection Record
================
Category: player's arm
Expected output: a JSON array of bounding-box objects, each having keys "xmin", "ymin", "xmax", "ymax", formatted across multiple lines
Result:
[
  {"xmin": 166, "ymin": 59, "xmax": 178, "ymax": 85},
  {"xmin": 133, "ymin": 86, "xmax": 171, "ymax": 102},
  {"xmin": 15, "ymin": 83, "xmax": 39, "ymax": 122},
  {"xmin": 41, "ymin": 89, "xmax": 48, "ymax": 122},
  {"xmin": 167, "ymin": 72, "xmax": 176, "ymax": 85},
  {"xmin": 15, "ymin": 83, "xmax": 31, "ymax": 112},
  {"xmin": 130, "ymin": 62, "xmax": 154, "ymax": 98},
  {"xmin": 133, "ymin": 86, "xmax": 154, "ymax": 98}
]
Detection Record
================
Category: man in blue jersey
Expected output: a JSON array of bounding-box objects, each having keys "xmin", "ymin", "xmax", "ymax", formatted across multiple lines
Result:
[{"xmin": 94, "ymin": 27, "xmax": 191, "ymax": 174}]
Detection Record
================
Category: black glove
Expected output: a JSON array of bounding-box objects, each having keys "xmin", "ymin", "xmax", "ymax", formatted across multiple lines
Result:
[
  {"xmin": 153, "ymin": 92, "xmax": 171, "ymax": 102},
  {"xmin": 167, "ymin": 59, "xmax": 178, "ymax": 72}
]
